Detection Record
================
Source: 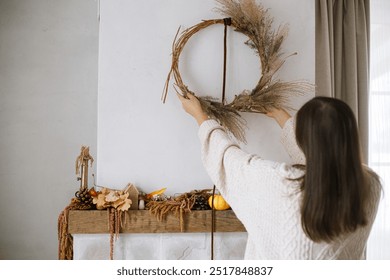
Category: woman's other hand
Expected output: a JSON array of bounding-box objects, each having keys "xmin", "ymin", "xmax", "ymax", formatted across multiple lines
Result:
[
  {"xmin": 176, "ymin": 92, "xmax": 209, "ymax": 126},
  {"xmin": 265, "ymin": 107, "xmax": 291, "ymax": 128}
]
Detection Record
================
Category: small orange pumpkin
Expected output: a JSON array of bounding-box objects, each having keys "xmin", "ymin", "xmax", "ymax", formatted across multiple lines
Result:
[{"xmin": 208, "ymin": 194, "xmax": 230, "ymax": 210}]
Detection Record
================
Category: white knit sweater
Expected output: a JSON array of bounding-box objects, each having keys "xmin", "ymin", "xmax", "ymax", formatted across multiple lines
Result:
[{"xmin": 198, "ymin": 118, "xmax": 381, "ymax": 259}]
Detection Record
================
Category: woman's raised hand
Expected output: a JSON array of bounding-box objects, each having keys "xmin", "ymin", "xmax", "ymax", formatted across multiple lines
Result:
[
  {"xmin": 176, "ymin": 92, "xmax": 209, "ymax": 126},
  {"xmin": 265, "ymin": 107, "xmax": 291, "ymax": 128}
]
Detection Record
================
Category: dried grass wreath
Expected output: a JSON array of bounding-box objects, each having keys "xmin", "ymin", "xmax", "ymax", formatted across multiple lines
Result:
[{"xmin": 162, "ymin": 0, "xmax": 313, "ymax": 142}]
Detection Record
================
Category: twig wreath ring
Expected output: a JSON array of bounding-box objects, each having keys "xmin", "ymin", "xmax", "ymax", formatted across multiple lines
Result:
[{"xmin": 162, "ymin": 0, "xmax": 313, "ymax": 142}]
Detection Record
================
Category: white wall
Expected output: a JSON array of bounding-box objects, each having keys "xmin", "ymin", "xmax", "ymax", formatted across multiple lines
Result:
[
  {"xmin": 0, "ymin": 0, "xmax": 98, "ymax": 259},
  {"xmin": 97, "ymin": 0, "xmax": 315, "ymax": 195}
]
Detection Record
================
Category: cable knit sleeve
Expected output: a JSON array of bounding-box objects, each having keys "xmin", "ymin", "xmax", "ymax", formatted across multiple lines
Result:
[
  {"xmin": 281, "ymin": 117, "xmax": 305, "ymax": 165},
  {"xmin": 198, "ymin": 119, "xmax": 282, "ymax": 212},
  {"xmin": 198, "ymin": 120, "xmax": 241, "ymax": 195}
]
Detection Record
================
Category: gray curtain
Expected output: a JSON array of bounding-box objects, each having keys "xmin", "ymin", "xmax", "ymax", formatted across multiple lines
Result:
[{"xmin": 315, "ymin": 0, "xmax": 370, "ymax": 162}]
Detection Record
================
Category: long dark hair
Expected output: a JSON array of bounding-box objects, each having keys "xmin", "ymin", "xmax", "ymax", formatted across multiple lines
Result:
[{"xmin": 295, "ymin": 97, "xmax": 369, "ymax": 242}]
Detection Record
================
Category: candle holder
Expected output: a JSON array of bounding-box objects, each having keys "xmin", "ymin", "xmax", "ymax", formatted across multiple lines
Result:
[{"xmin": 74, "ymin": 146, "xmax": 94, "ymax": 205}]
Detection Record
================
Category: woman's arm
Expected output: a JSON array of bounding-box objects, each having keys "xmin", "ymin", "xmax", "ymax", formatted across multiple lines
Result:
[
  {"xmin": 176, "ymin": 92, "xmax": 278, "ymax": 210},
  {"xmin": 280, "ymin": 117, "xmax": 306, "ymax": 164},
  {"xmin": 266, "ymin": 107, "xmax": 305, "ymax": 164}
]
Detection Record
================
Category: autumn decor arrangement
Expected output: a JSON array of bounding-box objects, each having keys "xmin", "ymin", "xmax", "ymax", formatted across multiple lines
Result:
[
  {"xmin": 58, "ymin": 146, "xmax": 96, "ymax": 260},
  {"xmin": 58, "ymin": 147, "xmax": 232, "ymax": 260},
  {"xmin": 162, "ymin": 0, "xmax": 313, "ymax": 142},
  {"xmin": 58, "ymin": 146, "xmax": 136, "ymax": 260}
]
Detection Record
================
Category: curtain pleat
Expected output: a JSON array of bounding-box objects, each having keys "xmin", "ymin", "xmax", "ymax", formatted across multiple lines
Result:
[{"xmin": 315, "ymin": 0, "xmax": 370, "ymax": 162}]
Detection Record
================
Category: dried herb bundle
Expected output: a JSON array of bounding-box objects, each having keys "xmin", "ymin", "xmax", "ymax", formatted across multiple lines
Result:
[
  {"xmin": 58, "ymin": 203, "xmax": 74, "ymax": 260},
  {"xmin": 58, "ymin": 198, "xmax": 94, "ymax": 260},
  {"xmin": 108, "ymin": 207, "xmax": 123, "ymax": 260},
  {"xmin": 58, "ymin": 198, "xmax": 124, "ymax": 260},
  {"xmin": 162, "ymin": 0, "xmax": 313, "ymax": 142},
  {"xmin": 146, "ymin": 189, "xmax": 212, "ymax": 232}
]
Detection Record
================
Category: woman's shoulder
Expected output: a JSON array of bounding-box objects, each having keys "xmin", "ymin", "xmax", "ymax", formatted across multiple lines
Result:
[
  {"xmin": 363, "ymin": 165, "xmax": 382, "ymax": 187},
  {"xmin": 363, "ymin": 165, "xmax": 383, "ymax": 201}
]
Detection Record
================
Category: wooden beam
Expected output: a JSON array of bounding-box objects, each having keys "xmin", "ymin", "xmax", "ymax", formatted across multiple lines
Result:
[{"xmin": 68, "ymin": 210, "xmax": 246, "ymax": 234}]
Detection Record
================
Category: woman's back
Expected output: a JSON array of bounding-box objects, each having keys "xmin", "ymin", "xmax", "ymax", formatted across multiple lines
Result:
[
  {"xmin": 178, "ymin": 93, "xmax": 382, "ymax": 259},
  {"xmin": 198, "ymin": 115, "xmax": 381, "ymax": 259}
]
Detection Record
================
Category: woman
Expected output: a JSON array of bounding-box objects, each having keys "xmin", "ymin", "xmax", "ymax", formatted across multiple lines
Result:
[{"xmin": 177, "ymin": 93, "xmax": 381, "ymax": 259}]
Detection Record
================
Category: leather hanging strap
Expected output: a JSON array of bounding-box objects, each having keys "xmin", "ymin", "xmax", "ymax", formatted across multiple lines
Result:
[
  {"xmin": 221, "ymin": 17, "xmax": 231, "ymax": 105},
  {"xmin": 211, "ymin": 184, "xmax": 216, "ymax": 260},
  {"xmin": 211, "ymin": 17, "xmax": 231, "ymax": 261}
]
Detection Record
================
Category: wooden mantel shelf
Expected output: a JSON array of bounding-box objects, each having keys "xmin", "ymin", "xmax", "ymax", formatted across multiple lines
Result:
[{"xmin": 68, "ymin": 209, "xmax": 246, "ymax": 234}]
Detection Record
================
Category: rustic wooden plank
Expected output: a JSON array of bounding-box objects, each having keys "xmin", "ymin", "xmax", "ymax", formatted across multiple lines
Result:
[
  {"xmin": 68, "ymin": 210, "xmax": 109, "ymax": 234},
  {"xmin": 68, "ymin": 210, "xmax": 246, "ymax": 234}
]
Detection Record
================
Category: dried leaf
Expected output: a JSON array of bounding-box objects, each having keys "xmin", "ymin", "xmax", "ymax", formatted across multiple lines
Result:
[
  {"xmin": 146, "ymin": 187, "xmax": 167, "ymax": 199},
  {"xmin": 93, "ymin": 193, "xmax": 109, "ymax": 210},
  {"xmin": 105, "ymin": 191, "xmax": 120, "ymax": 202},
  {"xmin": 116, "ymin": 198, "xmax": 132, "ymax": 212}
]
